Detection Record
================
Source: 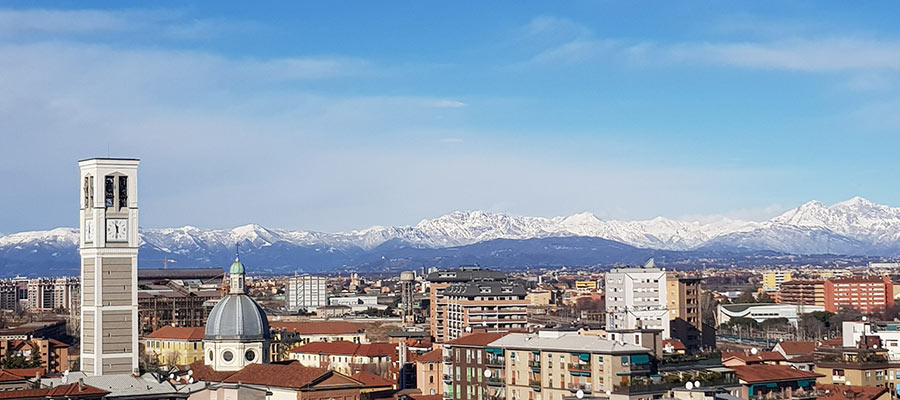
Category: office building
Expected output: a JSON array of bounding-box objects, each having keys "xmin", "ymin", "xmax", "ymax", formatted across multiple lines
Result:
[
  {"xmin": 605, "ymin": 259, "xmax": 670, "ymax": 338},
  {"xmin": 78, "ymin": 158, "xmax": 140, "ymax": 375},
  {"xmin": 285, "ymin": 275, "xmax": 328, "ymax": 312}
]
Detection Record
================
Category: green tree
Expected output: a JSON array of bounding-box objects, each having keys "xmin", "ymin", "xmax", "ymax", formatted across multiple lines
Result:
[
  {"xmin": 756, "ymin": 292, "xmax": 775, "ymax": 303},
  {"xmin": 725, "ymin": 317, "xmax": 759, "ymax": 329},
  {"xmin": 760, "ymin": 317, "xmax": 789, "ymax": 329},
  {"xmin": 735, "ymin": 289, "xmax": 758, "ymax": 304}
]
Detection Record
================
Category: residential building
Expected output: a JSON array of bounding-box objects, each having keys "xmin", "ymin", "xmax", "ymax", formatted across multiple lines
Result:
[
  {"xmin": 843, "ymin": 321, "xmax": 900, "ymax": 361},
  {"xmin": 717, "ymin": 303, "xmax": 824, "ymax": 327},
  {"xmin": 605, "ymin": 259, "xmax": 669, "ymax": 338},
  {"xmin": 271, "ymin": 321, "xmax": 367, "ymax": 345},
  {"xmin": 416, "ymin": 349, "xmax": 443, "ymax": 396},
  {"xmin": 25, "ymin": 278, "xmax": 79, "ymax": 311},
  {"xmin": 772, "ymin": 341, "xmax": 819, "ymax": 371},
  {"xmin": 727, "ymin": 365, "xmax": 822, "ymax": 399},
  {"xmin": 720, "ymin": 351, "xmax": 786, "ymax": 367},
  {"xmin": 440, "ymin": 332, "xmax": 509, "ymax": 400},
  {"xmin": 185, "ymin": 361, "xmax": 372, "ymax": 400},
  {"xmin": 661, "ymin": 339, "xmax": 685, "ymax": 355},
  {"xmin": 487, "ymin": 330, "xmax": 656, "ymax": 399},
  {"xmin": 288, "ymin": 341, "xmax": 397, "ymax": 377},
  {"xmin": 40, "ymin": 371, "xmax": 184, "ymax": 399},
  {"xmin": 0, "ymin": 381, "xmax": 109, "ymax": 399},
  {"xmin": 574, "ymin": 281, "xmax": 598, "ymax": 291},
  {"xmin": 142, "ymin": 326, "xmax": 205, "ymax": 366},
  {"xmin": 286, "ymin": 275, "xmax": 329, "ymax": 312},
  {"xmin": 816, "ymin": 384, "xmax": 890, "ymax": 400},
  {"xmin": 604, "ymin": 328, "xmax": 663, "ymax": 358},
  {"xmin": 824, "ymin": 276, "xmax": 893, "ymax": 313},
  {"xmin": 426, "ymin": 268, "xmax": 506, "ymax": 343},
  {"xmin": 665, "ymin": 275, "xmax": 703, "ymax": 352},
  {"xmin": 777, "ymin": 280, "xmax": 825, "ymax": 307},
  {"xmin": 0, "ymin": 320, "xmax": 67, "ymax": 341},
  {"xmin": 443, "ymin": 281, "xmax": 528, "ymax": 342},
  {"xmin": 525, "ymin": 291, "xmax": 552, "ymax": 307},
  {"xmin": 0, "ymin": 338, "xmax": 71, "ymax": 374},
  {"xmin": 762, "ymin": 271, "xmax": 792, "ymax": 292},
  {"xmin": 813, "ymin": 347, "xmax": 890, "ymax": 388}
]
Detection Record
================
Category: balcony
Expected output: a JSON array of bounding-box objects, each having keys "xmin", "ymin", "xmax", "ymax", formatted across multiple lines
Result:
[
  {"xmin": 443, "ymin": 356, "xmax": 453, "ymax": 364},
  {"xmin": 568, "ymin": 383, "xmax": 592, "ymax": 393},
  {"xmin": 528, "ymin": 360, "xmax": 541, "ymax": 369},
  {"xmin": 567, "ymin": 363, "xmax": 591, "ymax": 373},
  {"xmin": 486, "ymin": 356, "xmax": 505, "ymax": 366},
  {"xmin": 528, "ymin": 379, "xmax": 542, "ymax": 389},
  {"xmin": 443, "ymin": 374, "xmax": 452, "ymax": 383},
  {"xmin": 486, "ymin": 376, "xmax": 504, "ymax": 386}
]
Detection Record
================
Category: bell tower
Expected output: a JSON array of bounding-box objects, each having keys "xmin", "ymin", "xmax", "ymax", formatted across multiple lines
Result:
[{"xmin": 78, "ymin": 158, "xmax": 139, "ymax": 376}]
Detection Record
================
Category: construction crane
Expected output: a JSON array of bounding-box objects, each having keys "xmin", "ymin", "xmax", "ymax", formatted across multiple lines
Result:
[{"xmin": 139, "ymin": 258, "xmax": 177, "ymax": 269}]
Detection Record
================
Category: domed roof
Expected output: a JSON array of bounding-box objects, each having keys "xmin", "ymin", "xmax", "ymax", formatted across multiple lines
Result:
[
  {"xmin": 205, "ymin": 294, "xmax": 270, "ymax": 341},
  {"xmin": 230, "ymin": 258, "xmax": 244, "ymax": 274}
]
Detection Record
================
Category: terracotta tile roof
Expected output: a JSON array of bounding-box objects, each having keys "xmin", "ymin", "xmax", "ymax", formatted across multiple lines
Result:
[
  {"xmin": 416, "ymin": 349, "xmax": 442, "ymax": 363},
  {"xmin": 289, "ymin": 341, "xmax": 397, "ymax": 358},
  {"xmin": 351, "ymin": 371, "xmax": 395, "ymax": 388},
  {"xmin": 721, "ymin": 351, "xmax": 786, "ymax": 363},
  {"xmin": 777, "ymin": 341, "xmax": 817, "ymax": 355},
  {"xmin": 663, "ymin": 339, "xmax": 686, "ymax": 351},
  {"xmin": 445, "ymin": 332, "xmax": 509, "ymax": 347},
  {"xmin": 817, "ymin": 384, "xmax": 887, "ymax": 400},
  {"xmin": 187, "ymin": 361, "xmax": 241, "ymax": 383},
  {"xmin": 0, "ymin": 370, "xmax": 30, "ymax": 382},
  {"xmin": 728, "ymin": 365, "xmax": 823, "ymax": 383},
  {"xmin": 223, "ymin": 363, "xmax": 336, "ymax": 389},
  {"xmin": 4, "ymin": 368, "xmax": 44, "ymax": 379},
  {"xmin": 146, "ymin": 325, "xmax": 206, "ymax": 340},
  {"xmin": 47, "ymin": 338, "xmax": 69, "ymax": 348},
  {"xmin": 0, "ymin": 382, "xmax": 109, "ymax": 399},
  {"xmin": 271, "ymin": 321, "xmax": 360, "ymax": 335}
]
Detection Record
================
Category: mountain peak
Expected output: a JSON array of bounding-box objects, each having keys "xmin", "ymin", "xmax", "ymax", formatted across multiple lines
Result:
[{"xmin": 834, "ymin": 196, "xmax": 875, "ymax": 208}]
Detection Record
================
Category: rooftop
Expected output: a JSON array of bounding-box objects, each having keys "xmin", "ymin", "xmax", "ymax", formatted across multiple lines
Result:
[
  {"xmin": 728, "ymin": 365, "xmax": 823, "ymax": 384},
  {"xmin": 488, "ymin": 331, "xmax": 650, "ymax": 354},
  {"xmin": 145, "ymin": 326, "xmax": 205, "ymax": 340},
  {"xmin": 446, "ymin": 332, "xmax": 509, "ymax": 347},
  {"xmin": 271, "ymin": 321, "xmax": 361, "ymax": 335}
]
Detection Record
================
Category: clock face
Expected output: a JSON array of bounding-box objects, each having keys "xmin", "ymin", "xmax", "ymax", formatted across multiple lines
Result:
[
  {"xmin": 106, "ymin": 219, "xmax": 128, "ymax": 242},
  {"xmin": 84, "ymin": 220, "xmax": 95, "ymax": 243}
]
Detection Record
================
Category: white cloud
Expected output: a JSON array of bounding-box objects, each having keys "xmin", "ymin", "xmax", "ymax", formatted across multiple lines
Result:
[{"xmin": 429, "ymin": 100, "xmax": 467, "ymax": 108}]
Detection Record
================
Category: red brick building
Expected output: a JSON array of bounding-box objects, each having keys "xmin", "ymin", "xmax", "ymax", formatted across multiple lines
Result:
[
  {"xmin": 0, "ymin": 338, "xmax": 70, "ymax": 374},
  {"xmin": 823, "ymin": 276, "xmax": 893, "ymax": 313}
]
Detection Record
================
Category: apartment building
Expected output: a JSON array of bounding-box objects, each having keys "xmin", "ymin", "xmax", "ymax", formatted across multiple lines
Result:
[
  {"xmin": 777, "ymin": 280, "xmax": 825, "ymax": 307},
  {"xmin": 824, "ymin": 276, "xmax": 893, "ymax": 313},
  {"xmin": 285, "ymin": 275, "xmax": 328, "ymax": 312},
  {"xmin": 441, "ymin": 332, "xmax": 509, "ymax": 400},
  {"xmin": 288, "ymin": 341, "xmax": 397, "ymax": 377},
  {"xmin": 417, "ymin": 349, "xmax": 444, "ymax": 396},
  {"xmin": 665, "ymin": 275, "xmax": 702, "ymax": 352},
  {"xmin": 443, "ymin": 281, "xmax": 528, "ymax": 342},
  {"xmin": 488, "ymin": 331, "xmax": 655, "ymax": 400},
  {"xmin": 605, "ymin": 260, "xmax": 669, "ymax": 338},
  {"xmin": 0, "ymin": 337, "xmax": 71, "ymax": 374},
  {"xmin": 25, "ymin": 278, "xmax": 79, "ymax": 311},
  {"xmin": 427, "ymin": 268, "xmax": 507, "ymax": 343},
  {"xmin": 762, "ymin": 271, "xmax": 792, "ymax": 292}
]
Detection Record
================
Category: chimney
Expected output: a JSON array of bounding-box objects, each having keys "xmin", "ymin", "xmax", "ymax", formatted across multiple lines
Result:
[{"xmin": 78, "ymin": 378, "xmax": 84, "ymax": 391}]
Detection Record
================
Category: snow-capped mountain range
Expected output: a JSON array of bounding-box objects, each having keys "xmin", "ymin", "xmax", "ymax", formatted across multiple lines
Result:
[{"xmin": 1, "ymin": 196, "xmax": 899, "ymax": 275}]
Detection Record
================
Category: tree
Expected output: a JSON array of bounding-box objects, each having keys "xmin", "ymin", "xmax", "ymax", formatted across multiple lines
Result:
[
  {"xmin": 756, "ymin": 292, "xmax": 775, "ymax": 303},
  {"xmin": 574, "ymin": 297, "xmax": 604, "ymax": 312},
  {"xmin": 799, "ymin": 313, "xmax": 826, "ymax": 340},
  {"xmin": 831, "ymin": 307, "xmax": 863, "ymax": 333},
  {"xmin": 759, "ymin": 317, "xmax": 789, "ymax": 330},
  {"xmin": 735, "ymin": 290, "xmax": 758, "ymax": 304},
  {"xmin": 724, "ymin": 317, "xmax": 759, "ymax": 329}
]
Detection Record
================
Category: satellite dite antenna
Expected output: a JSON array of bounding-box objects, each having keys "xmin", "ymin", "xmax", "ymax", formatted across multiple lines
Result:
[
  {"xmin": 576, "ymin": 390, "xmax": 584, "ymax": 399},
  {"xmin": 484, "ymin": 370, "xmax": 492, "ymax": 378},
  {"xmin": 685, "ymin": 382, "xmax": 694, "ymax": 390}
]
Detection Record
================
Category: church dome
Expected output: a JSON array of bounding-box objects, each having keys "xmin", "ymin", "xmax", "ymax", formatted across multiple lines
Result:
[
  {"xmin": 229, "ymin": 258, "xmax": 245, "ymax": 274},
  {"xmin": 204, "ymin": 294, "xmax": 270, "ymax": 341}
]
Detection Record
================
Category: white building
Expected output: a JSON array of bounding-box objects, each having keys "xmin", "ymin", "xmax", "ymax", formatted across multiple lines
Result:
[
  {"xmin": 843, "ymin": 321, "xmax": 900, "ymax": 361},
  {"xmin": 605, "ymin": 259, "xmax": 670, "ymax": 338},
  {"xmin": 285, "ymin": 275, "xmax": 328, "ymax": 312},
  {"xmin": 717, "ymin": 303, "xmax": 824, "ymax": 327}
]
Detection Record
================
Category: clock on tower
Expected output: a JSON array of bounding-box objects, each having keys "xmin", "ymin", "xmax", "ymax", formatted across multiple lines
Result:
[{"xmin": 78, "ymin": 158, "xmax": 139, "ymax": 376}]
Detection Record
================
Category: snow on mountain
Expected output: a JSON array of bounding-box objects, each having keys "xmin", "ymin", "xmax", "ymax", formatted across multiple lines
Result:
[{"xmin": 4, "ymin": 197, "xmax": 900, "ymax": 266}]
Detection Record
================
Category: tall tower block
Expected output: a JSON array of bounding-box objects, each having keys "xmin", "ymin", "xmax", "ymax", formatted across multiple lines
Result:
[{"xmin": 78, "ymin": 158, "xmax": 139, "ymax": 376}]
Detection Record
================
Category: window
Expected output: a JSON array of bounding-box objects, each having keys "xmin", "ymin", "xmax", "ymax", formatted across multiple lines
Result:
[
  {"xmin": 104, "ymin": 176, "xmax": 115, "ymax": 207},
  {"xmin": 118, "ymin": 176, "xmax": 128, "ymax": 208},
  {"xmin": 245, "ymin": 349, "xmax": 256, "ymax": 362},
  {"xmin": 222, "ymin": 350, "xmax": 233, "ymax": 362}
]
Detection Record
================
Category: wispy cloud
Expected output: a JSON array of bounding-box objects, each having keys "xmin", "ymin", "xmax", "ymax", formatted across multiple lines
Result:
[{"xmin": 429, "ymin": 99, "xmax": 467, "ymax": 108}]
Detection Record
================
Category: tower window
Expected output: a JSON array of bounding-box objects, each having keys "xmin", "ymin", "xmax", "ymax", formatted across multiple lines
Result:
[
  {"xmin": 104, "ymin": 176, "xmax": 115, "ymax": 207},
  {"xmin": 83, "ymin": 177, "xmax": 90, "ymax": 208},
  {"xmin": 118, "ymin": 176, "xmax": 128, "ymax": 208}
]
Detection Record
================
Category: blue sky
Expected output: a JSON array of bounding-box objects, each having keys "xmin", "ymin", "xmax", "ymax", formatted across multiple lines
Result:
[{"xmin": 1, "ymin": 1, "xmax": 899, "ymax": 233}]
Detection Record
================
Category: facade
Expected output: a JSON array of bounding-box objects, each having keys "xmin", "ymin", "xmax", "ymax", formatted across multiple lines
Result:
[
  {"xmin": 777, "ymin": 280, "xmax": 825, "ymax": 307},
  {"xmin": 426, "ymin": 268, "xmax": 507, "ymax": 343},
  {"xmin": 485, "ymin": 330, "xmax": 655, "ymax": 400},
  {"xmin": 142, "ymin": 326, "xmax": 205, "ymax": 366},
  {"xmin": 762, "ymin": 271, "xmax": 792, "ymax": 292},
  {"xmin": 288, "ymin": 341, "xmax": 396, "ymax": 377},
  {"xmin": 416, "ymin": 349, "xmax": 443, "ymax": 396},
  {"xmin": 665, "ymin": 275, "xmax": 702, "ymax": 352},
  {"xmin": 605, "ymin": 259, "xmax": 669, "ymax": 338},
  {"xmin": 187, "ymin": 362, "xmax": 370, "ymax": 400},
  {"xmin": 824, "ymin": 276, "xmax": 893, "ymax": 313},
  {"xmin": 286, "ymin": 275, "xmax": 328, "ymax": 312},
  {"xmin": 443, "ymin": 281, "xmax": 528, "ymax": 342},
  {"xmin": 813, "ymin": 347, "xmax": 890, "ymax": 388},
  {"xmin": 441, "ymin": 332, "xmax": 508, "ymax": 400},
  {"xmin": 138, "ymin": 283, "xmax": 221, "ymax": 334},
  {"xmin": 25, "ymin": 278, "xmax": 79, "ymax": 311},
  {"xmin": 203, "ymin": 257, "xmax": 270, "ymax": 372},
  {"xmin": 78, "ymin": 158, "xmax": 140, "ymax": 376},
  {"xmin": 717, "ymin": 303, "xmax": 824, "ymax": 327},
  {"xmin": 728, "ymin": 365, "xmax": 822, "ymax": 399},
  {"xmin": 0, "ymin": 338, "xmax": 71, "ymax": 374}
]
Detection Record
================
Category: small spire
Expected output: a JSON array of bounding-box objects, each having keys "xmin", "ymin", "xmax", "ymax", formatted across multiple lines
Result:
[{"xmin": 235, "ymin": 243, "xmax": 241, "ymax": 260}]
